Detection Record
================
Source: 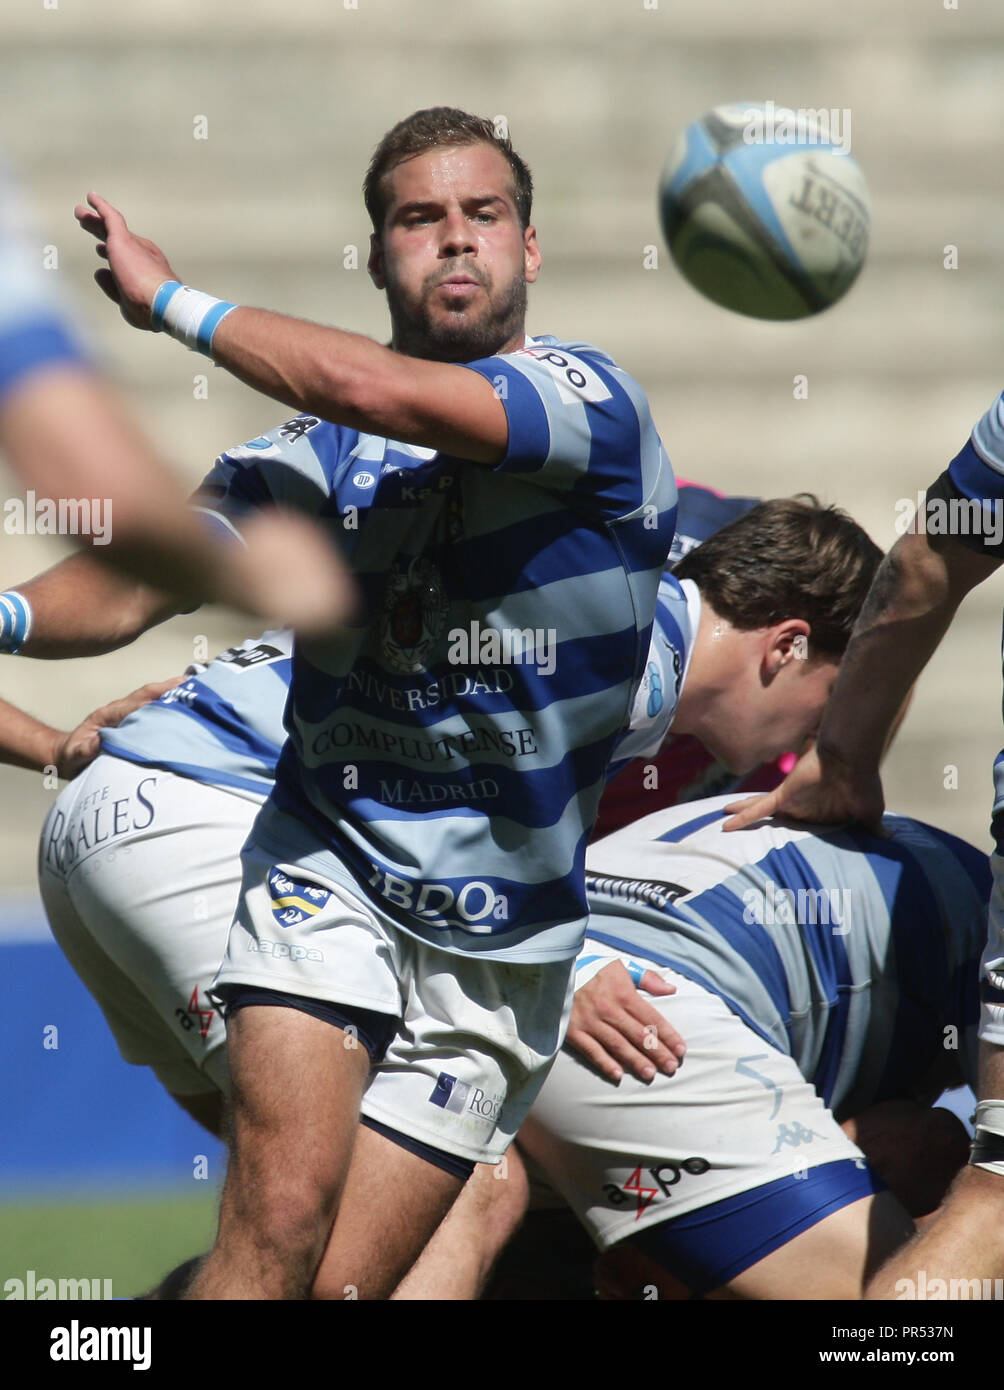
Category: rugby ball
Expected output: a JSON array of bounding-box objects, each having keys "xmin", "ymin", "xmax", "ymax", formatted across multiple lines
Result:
[{"xmin": 658, "ymin": 102, "xmax": 871, "ymax": 320}]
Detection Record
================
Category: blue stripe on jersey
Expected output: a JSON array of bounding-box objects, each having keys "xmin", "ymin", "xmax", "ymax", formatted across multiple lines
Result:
[
  {"xmin": 296, "ymin": 633, "xmax": 639, "ymax": 732},
  {"xmin": 476, "ymin": 364, "xmax": 551, "ymax": 471},
  {"xmin": 278, "ymin": 730, "xmax": 616, "ymax": 829},
  {"xmin": 657, "ymin": 808, "xmax": 727, "ymax": 843},
  {"xmin": 0, "ymin": 316, "xmax": 90, "ymax": 400},
  {"xmin": 947, "ymin": 438, "xmax": 1004, "ymax": 501},
  {"xmin": 755, "ymin": 844, "xmax": 854, "ymax": 1108},
  {"xmin": 840, "ymin": 827, "xmax": 952, "ymax": 1104},
  {"xmin": 100, "ymin": 746, "xmax": 274, "ymax": 798},
  {"xmin": 676, "ymin": 879, "xmax": 794, "ymax": 1038},
  {"xmin": 445, "ymin": 510, "xmax": 650, "ymax": 603},
  {"xmin": 99, "ymin": 633, "xmax": 293, "ymax": 797},
  {"xmin": 149, "ymin": 686, "xmax": 283, "ymax": 764}
]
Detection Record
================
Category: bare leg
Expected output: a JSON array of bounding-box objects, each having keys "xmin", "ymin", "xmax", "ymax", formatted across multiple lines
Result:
[
  {"xmin": 187, "ymin": 1006, "xmax": 370, "ymax": 1300},
  {"xmin": 867, "ymin": 1042, "xmax": 1004, "ymax": 1298},
  {"xmin": 311, "ymin": 1123, "xmax": 464, "ymax": 1300}
]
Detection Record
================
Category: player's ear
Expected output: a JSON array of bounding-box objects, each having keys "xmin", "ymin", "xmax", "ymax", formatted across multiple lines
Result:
[
  {"xmin": 523, "ymin": 225, "xmax": 541, "ymax": 284},
  {"xmin": 766, "ymin": 619, "xmax": 811, "ymax": 676},
  {"xmin": 368, "ymin": 233, "xmax": 386, "ymax": 289}
]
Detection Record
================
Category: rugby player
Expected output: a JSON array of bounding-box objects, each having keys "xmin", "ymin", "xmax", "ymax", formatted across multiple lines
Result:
[
  {"xmin": 725, "ymin": 391, "xmax": 1004, "ymax": 1297},
  {"xmin": 71, "ymin": 107, "xmax": 678, "ymax": 1299},
  {"xmin": 11, "ymin": 487, "xmax": 877, "ymax": 1297},
  {"xmin": 0, "ymin": 160, "xmax": 351, "ymax": 633},
  {"xmin": 396, "ymin": 796, "xmax": 984, "ymax": 1301}
]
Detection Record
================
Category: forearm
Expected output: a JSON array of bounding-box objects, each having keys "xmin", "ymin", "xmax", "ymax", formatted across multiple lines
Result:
[
  {"xmin": 208, "ymin": 307, "xmax": 502, "ymax": 461},
  {"xmin": 12, "ymin": 552, "xmax": 180, "ymax": 658},
  {"xmin": 818, "ymin": 530, "xmax": 993, "ymax": 770},
  {"xmin": 1, "ymin": 369, "xmax": 232, "ymax": 605},
  {"xmin": 0, "ymin": 697, "xmax": 60, "ymax": 772}
]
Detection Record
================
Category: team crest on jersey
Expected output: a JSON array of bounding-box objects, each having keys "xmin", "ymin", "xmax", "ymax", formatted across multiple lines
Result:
[
  {"xmin": 266, "ymin": 868, "xmax": 332, "ymax": 928},
  {"xmin": 380, "ymin": 556, "xmax": 450, "ymax": 673}
]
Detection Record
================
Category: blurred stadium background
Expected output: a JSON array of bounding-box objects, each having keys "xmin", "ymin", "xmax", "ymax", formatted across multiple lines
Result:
[{"xmin": 2, "ymin": 0, "xmax": 1003, "ymax": 1297}]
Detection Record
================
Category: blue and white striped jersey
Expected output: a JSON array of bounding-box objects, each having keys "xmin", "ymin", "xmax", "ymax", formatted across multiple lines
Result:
[
  {"xmin": 606, "ymin": 576, "xmax": 699, "ymax": 778},
  {"xmin": 195, "ymin": 336, "xmax": 677, "ymax": 961},
  {"xmin": 100, "ymin": 630, "xmax": 293, "ymax": 802},
  {"xmin": 581, "ymin": 795, "xmax": 988, "ymax": 1115},
  {"xmin": 94, "ymin": 578, "xmax": 691, "ymax": 809}
]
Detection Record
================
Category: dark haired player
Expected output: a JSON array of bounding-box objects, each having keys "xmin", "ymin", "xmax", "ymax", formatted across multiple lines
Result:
[
  {"xmin": 726, "ymin": 391, "xmax": 1004, "ymax": 1297},
  {"xmin": 73, "ymin": 107, "xmax": 677, "ymax": 1299}
]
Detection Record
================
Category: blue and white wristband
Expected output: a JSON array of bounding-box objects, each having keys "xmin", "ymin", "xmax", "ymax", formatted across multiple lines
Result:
[
  {"xmin": 150, "ymin": 280, "xmax": 237, "ymax": 356},
  {"xmin": 575, "ymin": 952, "xmax": 647, "ymax": 991},
  {"xmin": 0, "ymin": 589, "xmax": 32, "ymax": 653}
]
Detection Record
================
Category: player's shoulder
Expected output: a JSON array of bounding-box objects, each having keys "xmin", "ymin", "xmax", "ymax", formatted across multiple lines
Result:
[
  {"xmin": 497, "ymin": 335, "xmax": 656, "ymax": 428},
  {"xmin": 221, "ymin": 412, "xmax": 340, "ymax": 463}
]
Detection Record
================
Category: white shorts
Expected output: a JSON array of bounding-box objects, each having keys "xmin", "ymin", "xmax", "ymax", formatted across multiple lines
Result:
[
  {"xmin": 978, "ymin": 851, "xmax": 1004, "ymax": 1046},
  {"xmin": 518, "ymin": 953, "xmax": 866, "ymax": 1251},
  {"xmin": 38, "ymin": 753, "xmax": 259, "ymax": 1096},
  {"xmin": 214, "ymin": 842, "xmax": 575, "ymax": 1165}
]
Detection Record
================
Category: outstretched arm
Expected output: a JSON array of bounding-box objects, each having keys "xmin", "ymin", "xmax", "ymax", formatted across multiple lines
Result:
[
  {"xmin": 6, "ymin": 551, "xmax": 182, "ymax": 659},
  {"xmin": 75, "ymin": 194, "xmax": 509, "ymax": 464},
  {"xmin": 725, "ymin": 528, "xmax": 1002, "ymax": 832}
]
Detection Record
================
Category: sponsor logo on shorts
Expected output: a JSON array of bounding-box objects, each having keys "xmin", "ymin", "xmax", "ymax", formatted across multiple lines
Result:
[
  {"xmin": 267, "ymin": 869, "xmax": 332, "ymax": 927},
  {"xmin": 248, "ymin": 938, "xmax": 325, "ymax": 963},
  {"xmin": 603, "ymin": 1158, "xmax": 711, "ymax": 1219},
  {"xmin": 428, "ymin": 1072, "xmax": 504, "ymax": 1125},
  {"xmin": 175, "ymin": 986, "xmax": 216, "ymax": 1040},
  {"xmin": 771, "ymin": 1120, "xmax": 821, "ymax": 1155}
]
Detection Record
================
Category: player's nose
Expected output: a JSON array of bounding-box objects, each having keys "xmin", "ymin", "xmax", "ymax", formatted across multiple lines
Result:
[{"xmin": 438, "ymin": 207, "xmax": 477, "ymax": 256}]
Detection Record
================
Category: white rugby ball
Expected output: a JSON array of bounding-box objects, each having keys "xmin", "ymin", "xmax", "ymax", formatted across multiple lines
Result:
[{"xmin": 659, "ymin": 102, "xmax": 871, "ymax": 320}]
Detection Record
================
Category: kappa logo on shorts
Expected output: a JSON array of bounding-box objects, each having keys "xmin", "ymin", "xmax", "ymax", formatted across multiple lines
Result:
[
  {"xmin": 266, "ymin": 869, "xmax": 332, "ymax": 928},
  {"xmin": 429, "ymin": 1072, "xmax": 503, "ymax": 1125}
]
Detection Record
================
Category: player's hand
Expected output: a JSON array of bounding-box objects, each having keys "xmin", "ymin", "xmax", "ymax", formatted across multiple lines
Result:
[
  {"xmin": 565, "ymin": 960, "xmax": 685, "ymax": 1084},
  {"xmin": 722, "ymin": 740, "xmax": 886, "ymax": 833},
  {"xmin": 52, "ymin": 675, "xmax": 184, "ymax": 779},
  {"xmin": 74, "ymin": 193, "xmax": 179, "ymax": 330},
  {"xmin": 220, "ymin": 510, "xmax": 358, "ymax": 638}
]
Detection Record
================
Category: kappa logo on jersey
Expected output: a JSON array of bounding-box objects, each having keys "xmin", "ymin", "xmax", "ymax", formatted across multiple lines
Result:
[
  {"xmin": 380, "ymin": 555, "xmax": 451, "ymax": 674},
  {"xmin": 428, "ymin": 1072, "xmax": 504, "ymax": 1125},
  {"xmin": 516, "ymin": 347, "xmax": 613, "ymax": 406},
  {"xmin": 278, "ymin": 415, "xmax": 321, "ymax": 442},
  {"xmin": 266, "ymin": 868, "xmax": 332, "ymax": 927},
  {"xmin": 603, "ymin": 1158, "xmax": 711, "ymax": 1218}
]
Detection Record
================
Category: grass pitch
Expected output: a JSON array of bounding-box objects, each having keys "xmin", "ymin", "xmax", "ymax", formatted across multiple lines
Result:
[{"xmin": 0, "ymin": 1191, "xmax": 218, "ymax": 1299}]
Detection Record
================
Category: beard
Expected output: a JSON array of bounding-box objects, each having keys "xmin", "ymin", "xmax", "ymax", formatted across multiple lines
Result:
[{"xmin": 385, "ymin": 261, "xmax": 528, "ymax": 363}]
